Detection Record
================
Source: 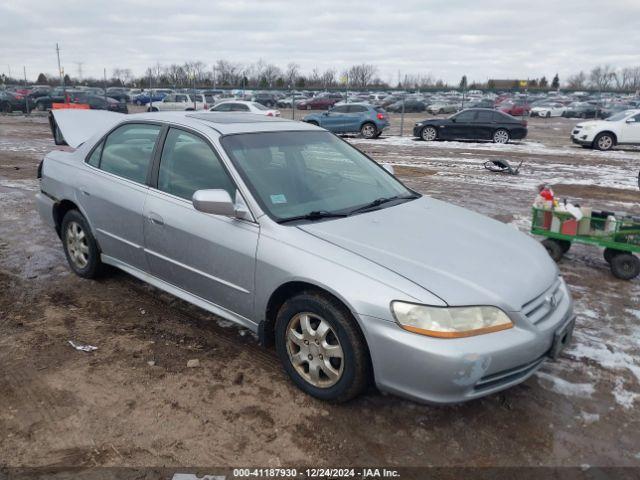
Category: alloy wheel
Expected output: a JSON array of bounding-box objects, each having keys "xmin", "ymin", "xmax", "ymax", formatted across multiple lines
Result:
[
  {"xmin": 493, "ymin": 129, "xmax": 510, "ymax": 144},
  {"xmin": 361, "ymin": 124, "xmax": 376, "ymax": 138},
  {"xmin": 421, "ymin": 126, "xmax": 437, "ymax": 141},
  {"xmin": 65, "ymin": 221, "xmax": 89, "ymax": 269},
  {"xmin": 285, "ymin": 312, "xmax": 344, "ymax": 388},
  {"xmin": 597, "ymin": 135, "xmax": 613, "ymax": 150}
]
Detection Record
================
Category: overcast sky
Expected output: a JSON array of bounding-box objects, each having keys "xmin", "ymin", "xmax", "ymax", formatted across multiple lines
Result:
[{"xmin": 2, "ymin": 0, "xmax": 639, "ymax": 84}]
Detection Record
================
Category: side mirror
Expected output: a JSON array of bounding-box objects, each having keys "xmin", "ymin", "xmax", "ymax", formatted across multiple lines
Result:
[
  {"xmin": 382, "ymin": 163, "xmax": 395, "ymax": 175},
  {"xmin": 193, "ymin": 189, "xmax": 239, "ymax": 217}
]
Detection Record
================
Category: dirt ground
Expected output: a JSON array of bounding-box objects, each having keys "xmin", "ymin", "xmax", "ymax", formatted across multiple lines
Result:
[{"xmin": 0, "ymin": 109, "xmax": 639, "ymax": 471}]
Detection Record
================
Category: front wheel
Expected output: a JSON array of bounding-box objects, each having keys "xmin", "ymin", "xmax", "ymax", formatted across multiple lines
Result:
[
  {"xmin": 493, "ymin": 129, "xmax": 510, "ymax": 144},
  {"xmin": 593, "ymin": 133, "xmax": 615, "ymax": 151},
  {"xmin": 421, "ymin": 126, "xmax": 437, "ymax": 141},
  {"xmin": 61, "ymin": 210, "xmax": 104, "ymax": 279},
  {"xmin": 36, "ymin": 102, "xmax": 46, "ymax": 111},
  {"xmin": 360, "ymin": 122, "xmax": 378, "ymax": 139},
  {"xmin": 275, "ymin": 291, "xmax": 370, "ymax": 402}
]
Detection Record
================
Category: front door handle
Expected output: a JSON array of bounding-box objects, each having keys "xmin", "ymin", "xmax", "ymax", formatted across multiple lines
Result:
[{"xmin": 147, "ymin": 212, "xmax": 164, "ymax": 225}]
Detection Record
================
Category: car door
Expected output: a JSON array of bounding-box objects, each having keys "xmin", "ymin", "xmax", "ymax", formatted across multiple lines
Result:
[
  {"xmin": 447, "ymin": 110, "xmax": 477, "ymax": 139},
  {"xmin": 345, "ymin": 105, "xmax": 367, "ymax": 132},
  {"xmin": 471, "ymin": 110, "xmax": 495, "ymax": 140},
  {"xmin": 79, "ymin": 122, "xmax": 162, "ymax": 271},
  {"xmin": 321, "ymin": 105, "xmax": 349, "ymax": 132},
  {"xmin": 620, "ymin": 113, "xmax": 640, "ymax": 143},
  {"xmin": 158, "ymin": 94, "xmax": 176, "ymax": 111},
  {"xmin": 143, "ymin": 127, "xmax": 258, "ymax": 319}
]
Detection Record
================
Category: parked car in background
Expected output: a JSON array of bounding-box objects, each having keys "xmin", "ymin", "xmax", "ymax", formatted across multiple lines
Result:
[
  {"xmin": 106, "ymin": 88, "xmax": 131, "ymax": 103},
  {"xmin": 303, "ymin": 103, "xmax": 388, "ymax": 138},
  {"xmin": 465, "ymin": 99, "xmax": 495, "ymax": 109},
  {"xmin": 251, "ymin": 93, "xmax": 278, "ymax": 108},
  {"xmin": 210, "ymin": 100, "xmax": 280, "ymax": 116},
  {"xmin": 530, "ymin": 102, "xmax": 567, "ymax": 118},
  {"xmin": 76, "ymin": 94, "xmax": 129, "ymax": 114},
  {"xmin": 33, "ymin": 88, "xmax": 85, "ymax": 111},
  {"xmin": 413, "ymin": 108, "xmax": 527, "ymax": 144},
  {"xmin": 297, "ymin": 94, "xmax": 342, "ymax": 110},
  {"xmin": 426, "ymin": 102, "xmax": 458, "ymax": 115},
  {"xmin": 0, "ymin": 91, "xmax": 29, "ymax": 113},
  {"xmin": 149, "ymin": 93, "xmax": 208, "ymax": 112},
  {"xmin": 498, "ymin": 101, "xmax": 531, "ymax": 117},
  {"xmin": 132, "ymin": 90, "xmax": 170, "ymax": 106},
  {"xmin": 571, "ymin": 109, "xmax": 640, "ymax": 150},
  {"xmin": 386, "ymin": 99, "xmax": 426, "ymax": 113},
  {"xmin": 562, "ymin": 102, "xmax": 599, "ymax": 119},
  {"xmin": 277, "ymin": 94, "xmax": 308, "ymax": 108}
]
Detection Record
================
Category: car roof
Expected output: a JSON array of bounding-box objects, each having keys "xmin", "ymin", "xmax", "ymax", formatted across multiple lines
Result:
[{"xmin": 123, "ymin": 111, "xmax": 319, "ymax": 135}]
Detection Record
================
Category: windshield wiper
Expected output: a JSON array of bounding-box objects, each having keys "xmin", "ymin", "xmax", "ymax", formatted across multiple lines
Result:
[
  {"xmin": 277, "ymin": 210, "xmax": 348, "ymax": 224},
  {"xmin": 347, "ymin": 194, "xmax": 420, "ymax": 216}
]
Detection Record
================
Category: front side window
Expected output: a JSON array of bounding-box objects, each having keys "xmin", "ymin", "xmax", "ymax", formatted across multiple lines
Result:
[
  {"xmin": 221, "ymin": 131, "xmax": 414, "ymax": 221},
  {"xmin": 331, "ymin": 105, "xmax": 349, "ymax": 114},
  {"xmin": 158, "ymin": 129, "xmax": 235, "ymax": 201},
  {"xmin": 87, "ymin": 141, "xmax": 103, "ymax": 167},
  {"xmin": 453, "ymin": 110, "xmax": 476, "ymax": 122},
  {"xmin": 232, "ymin": 103, "xmax": 250, "ymax": 112},
  {"xmin": 100, "ymin": 124, "xmax": 161, "ymax": 183},
  {"xmin": 212, "ymin": 103, "xmax": 230, "ymax": 112}
]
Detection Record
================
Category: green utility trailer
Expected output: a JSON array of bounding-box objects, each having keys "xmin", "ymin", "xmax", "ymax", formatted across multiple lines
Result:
[{"xmin": 531, "ymin": 207, "xmax": 640, "ymax": 280}]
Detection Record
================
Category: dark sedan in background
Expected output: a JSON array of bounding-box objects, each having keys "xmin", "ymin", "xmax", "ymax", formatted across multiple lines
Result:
[
  {"xmin": 413, "ymin": 108, "xmax": 527, "ymax": 144},
  {"xmin": 562, "ymin": 102, "xmax": 599, "ymax": 119},
  {"xmin": 0, "ymin": 91, "xmax": 29, "ymax": 113}
]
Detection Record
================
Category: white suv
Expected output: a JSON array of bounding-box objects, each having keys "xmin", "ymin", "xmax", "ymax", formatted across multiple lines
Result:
[
  {"xmin": 571, "ymin": 109, "xmax": 640, "ymax": 150},
  {"xmin": 149, "ymin": 93, "xmax": 208, "ymax": 112}
]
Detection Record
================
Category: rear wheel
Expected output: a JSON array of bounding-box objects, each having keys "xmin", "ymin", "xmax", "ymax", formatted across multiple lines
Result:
[
  {"xmin": 493, "ymin": 129, "xmax": 510, "ymax": 144},
  {"xmin": 275, "ymin": 291, "xmax": 370, "ymax": 402},
  {"xmin": 421, "ymin": 126, "xmax": 437, "ymax": 141},
  {"xmin": 610, "ymin": 254, "xmax": 640, "ymax": 280},
  {"xmin": 604, "ymin": 248, "xmax": 623, "ymax": 264},
  {"xmin": 542, "ymin": 239, "xmax": 565, "ymax": 262},
  {"xmin": 61, "ymin": 210, "xmax": 104, "ymax": 279},
  {"xmin": 360, "ymin": 122, "xmax": 378, "ymax": 139},
  {"xmin": 594, "ymin": 133, "xmax": 615, "ymax": 151}
]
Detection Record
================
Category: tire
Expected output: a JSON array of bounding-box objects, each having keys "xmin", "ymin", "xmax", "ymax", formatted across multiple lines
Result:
[
  {"xmin": 421, "ymin": 126, "xmax": 437, "ymax": 141},
  {"xmin": 558, "ymin": 240, "xmax": 572, "ymax": 254},
  {"xmin": 438, "ymin": 108, "xmax": 444, "ymax": 114},
  {"xmin": 36, "ymin": 102, "xmax": 46, "ymax": 112},
  {"xmin": 604, "ymin": 248, "xmax": 623, "ymax": 264},
  {"xmin": 493, "ymin": 129, "xmax": 510, "ymax": 144},
  {"xmin": 60, "ymin": 210, "xmax": 104, "ymax": 279},
  {"xmin": 542, "ymin": 239, "xmax": 564, "ymax": 262},
  {"xmin": 610, "ymin": 254, "xmax": 640, "ymax": 280},
  {"xmin": 593, "ymin": 132, "xmax": 615, "ymax": 151},
  {"xmin": 136, "ymin": 100, "xmax": 142, "ymax": 106},
  {"xmin": 275, "ymin": 291, "xmax": 370, "ymax": 402},
  {"xmin": 546, "ymin": 111, "xmax": 551, "ymax": 118},
  {"xmin": 307, "ymin": 105, "xmax": 311, "ymax": 110},
  {"xmin": 1, "ymin": 103, "xmax": 11, "ymax": 113},
  {"xmin": 360, "ymin": 122, "xmax": 378, "ymax": 139},
  {"xmin": 580, "ymin": 113, "xmax": 586, "ymax": 119}
]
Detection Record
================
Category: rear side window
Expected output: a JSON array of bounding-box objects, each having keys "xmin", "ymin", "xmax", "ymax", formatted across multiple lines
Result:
[
  {"xmin": 493, "ymin": 112, "xmax": 512, "ymax": 122},
  {"xmin": 332, "ymin": 105, "xmax": 349, "ymax": 114},
  {"xmin": 100, "ymin": 124, "xmax": 161, "ymax": 184},
  {"xmin": 157, "ymin": 128, "xmax": 235, "ymax": 201},
  {"xmin": 348, "ymin": 105, "xmax": 367, "ymax": 113},
  {"xmin": 476, "ymin": 111, "xmax": 494, "ymax": 122},
  {"xmin": 87, "ymin": 142, "xmax": 103, "ymax": 167}
]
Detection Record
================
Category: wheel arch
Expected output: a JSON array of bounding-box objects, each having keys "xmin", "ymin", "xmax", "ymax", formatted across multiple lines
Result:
[
  {"xmin": 595, "ymin": 130, "xmax": 618, "ymax": 145},
  {"xmin": 261, "ymin": 280, "xmax": 364, "ymax": 348},
  {"xmin": 53, "ymin": 199, "xmax": 81, "ymax": 238}
]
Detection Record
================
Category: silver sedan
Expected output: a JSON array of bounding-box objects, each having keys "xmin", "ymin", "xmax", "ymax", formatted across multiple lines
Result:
[{"xmin": 37, "ymin": 110, "xmax": 575, "ymax": 404}]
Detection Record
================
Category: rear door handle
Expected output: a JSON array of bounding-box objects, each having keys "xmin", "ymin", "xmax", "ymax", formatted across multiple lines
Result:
[{"xmin": 147, "ymin": 212, "xmax": 164, "ymax": 225}]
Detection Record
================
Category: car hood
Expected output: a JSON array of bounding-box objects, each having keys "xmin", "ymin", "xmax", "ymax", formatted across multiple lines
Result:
[
  {"xmin": 298, "ymin": 197, "xmax": 557, "ymax": 311},
  {"xmin": 575, "ymin": 120, "xmax": 606, "ymax": 129}
]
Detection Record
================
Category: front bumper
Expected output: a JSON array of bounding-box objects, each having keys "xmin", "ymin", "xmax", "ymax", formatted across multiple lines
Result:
[
  {"xmin": 570, "ymin": 128, "xmax": 595, "ymax": 145},
  {"xmin": 360, "ymin": 282, "xmax": 575, "ymax": 404}
]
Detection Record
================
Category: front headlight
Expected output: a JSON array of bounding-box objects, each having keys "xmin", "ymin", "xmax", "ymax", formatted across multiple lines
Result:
[
  {"xmin": 391, "ymin": 301, "xmax": 513, "ymax": 338},
  {"xmin": 415, "ymin": 122, "xmax": 422, "ymax": 126}
]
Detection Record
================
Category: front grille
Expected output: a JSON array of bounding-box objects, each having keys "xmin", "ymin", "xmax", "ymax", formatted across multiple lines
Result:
[
  {"xmin": 474, "ymin": 353, "xmax": 547, "ymax": 392},
  {"xmin": 521, "ymin": 279, "xmax": 563, "ymax": 325}
]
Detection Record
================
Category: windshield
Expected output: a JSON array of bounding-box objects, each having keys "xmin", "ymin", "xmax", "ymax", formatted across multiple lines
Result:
[
  {"xmin": 221, "ymin": 131, "xmax": 415, "ymax": 222},
  {"xmin": 606, "ymin": 110, "xmax": 635, "ymax": 121},
  {"xmin": 252, "ymin": 102, "xmax": 268, "ymax": 110}
]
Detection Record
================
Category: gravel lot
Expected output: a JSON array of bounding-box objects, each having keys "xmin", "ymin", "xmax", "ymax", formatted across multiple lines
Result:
[{"xmin": 1, "ymin": 110, "xmax": 639, "ymax": 469}]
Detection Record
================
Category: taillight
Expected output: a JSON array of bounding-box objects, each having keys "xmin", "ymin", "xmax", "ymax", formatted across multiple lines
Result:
[{"xmin": 377, "ymin": 112, "xmax": 385, "ymax": 120}]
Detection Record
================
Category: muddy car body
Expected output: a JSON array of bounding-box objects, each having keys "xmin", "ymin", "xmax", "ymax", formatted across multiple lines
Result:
[{"xmin": 37, "ymin": 110, "xmax": 575, "ymax": 404}]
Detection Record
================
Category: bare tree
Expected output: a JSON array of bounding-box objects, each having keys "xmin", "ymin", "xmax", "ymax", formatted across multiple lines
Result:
[
  {"xmin": 589, "ymin": 65, "xmax": 616, "ymax": 90},
  {"xmin": 566, "ymin": 71, "xmax": 587, "ymax": 89},
  {"xmin": 346, "ymin": 64, "xmax": 378, "ymax": 88},
  {"xmin": 321, "ymin": 69, "xmax": 336, "ymax": 89},
  {"xmin": 285, "ymin": 62, "xmax": 300, "ymax": 87}
]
